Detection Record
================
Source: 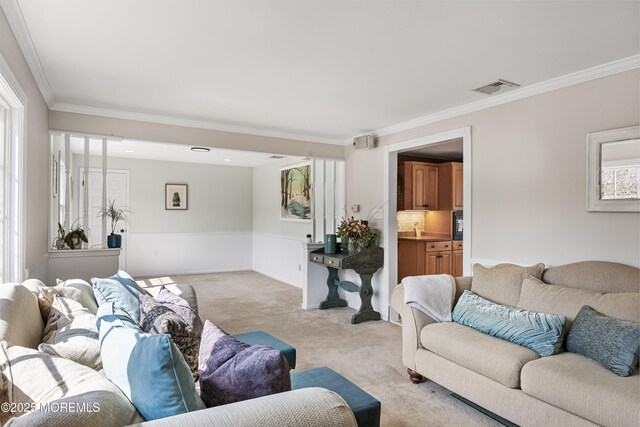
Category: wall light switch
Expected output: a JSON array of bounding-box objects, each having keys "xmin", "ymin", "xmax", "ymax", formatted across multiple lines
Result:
[{"xmin": 351, "ymin": 204, "xmax": 360, "ymax": 213}]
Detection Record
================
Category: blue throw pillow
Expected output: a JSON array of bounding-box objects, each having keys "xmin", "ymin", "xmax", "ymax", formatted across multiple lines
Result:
[
  {"xmin": 92, "ymin": 270, "xmax": 147, "ymax": 324},
  {"xmin": 97, "ymin": 303, "xmax": 205, "ymax": 420},
  {"xmin": 452, "ymin": 290, "xmax": 566, "ymax": 357},
  {"xmin": 566, "ymin": 305, "xmax": 640, "ymax": 377}
]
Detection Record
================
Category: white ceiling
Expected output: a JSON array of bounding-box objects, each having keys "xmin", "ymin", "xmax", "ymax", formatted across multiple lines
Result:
[
  {"xmin": 10, "ymin": 1, "xmax": 640, "ymax": 143},
  {"xmin": 68, "ymin": 137, "xmax": 292, "ymax": 167}
]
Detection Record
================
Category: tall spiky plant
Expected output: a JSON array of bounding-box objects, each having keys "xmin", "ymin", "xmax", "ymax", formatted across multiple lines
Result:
[{"xmin": 97, "ymin": 199, "xmax": 130, "ymax": 235}]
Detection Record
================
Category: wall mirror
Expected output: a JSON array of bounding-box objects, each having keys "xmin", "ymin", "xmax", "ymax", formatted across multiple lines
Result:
[{"xmin": 587, "ymin": 125, "xmax": 640, "ymax": 212}]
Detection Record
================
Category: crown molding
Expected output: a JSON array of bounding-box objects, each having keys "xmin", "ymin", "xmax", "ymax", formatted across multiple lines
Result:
[
  {"xmin": 346, "ymin": 55, "xmax": 640, "ymax": 144},
  {"xmin": 50, "ymin": 102, "xmax": 344, "ymax": 145},
  {"xmin": 0, "ymin": 0, "xmax": 54, "ymax": 107}
]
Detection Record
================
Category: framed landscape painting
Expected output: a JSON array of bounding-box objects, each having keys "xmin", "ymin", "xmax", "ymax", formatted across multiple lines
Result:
[
  {"xmin": 280, "ymin": 162, "xmax": 311, "ymax": 221},
  {"xmin": 166, "ymin": 184, "xmax": 188, "ymax": 210}
]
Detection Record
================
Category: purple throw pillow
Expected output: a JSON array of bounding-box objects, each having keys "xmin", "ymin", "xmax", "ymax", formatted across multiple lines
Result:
[
  {"xmin": 155, "ymin": 286, "xmax": 203, "ymax": 336},
  {"xmin": 198, "ymin": 320, "xmax": 291, "ymax": 407}
]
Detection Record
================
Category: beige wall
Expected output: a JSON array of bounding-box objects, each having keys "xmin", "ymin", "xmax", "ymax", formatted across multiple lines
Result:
[
  {"xmin": 0, "ymin": 8, "xmax": 49, "ymax": 271},
  {"xmin": 49, "ymin": 111, "xmax": 345, "ymax": 159},
  {"xmin": 346, "ymin": 69, "xmax": 640, "ymax": 268}
]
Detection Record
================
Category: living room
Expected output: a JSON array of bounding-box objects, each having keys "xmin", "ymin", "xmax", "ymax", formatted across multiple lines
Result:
[{"xmin": 0, "ymin": 1, "xmax": 638, "ymax": 427}]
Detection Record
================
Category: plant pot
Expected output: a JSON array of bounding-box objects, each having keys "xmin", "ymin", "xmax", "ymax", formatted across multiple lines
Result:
[
  {"xmin": 107, "ymin": 234, "xmax": 122, "ymax": 248},
  {"xmin": 70, "ymin": 237, "xmax": 82, "ymax": 249},
  {"xmin": 348, "ymin": 238, "xmax": 360, "ymax": 254}
]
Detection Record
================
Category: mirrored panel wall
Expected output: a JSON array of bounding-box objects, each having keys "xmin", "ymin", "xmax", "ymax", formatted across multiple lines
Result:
[
  {"xmin": 312, "ymin": 159, "xmax": 346, "ymax": 242},
  {"xmin": 50, "ymin": 132, "xmax": 125, "ymax": 250}
]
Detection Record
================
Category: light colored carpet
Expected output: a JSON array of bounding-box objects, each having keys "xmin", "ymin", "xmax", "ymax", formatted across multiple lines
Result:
[{"xmin": 139, "ymin": 270, "xmax": 500, "ymax": 427}]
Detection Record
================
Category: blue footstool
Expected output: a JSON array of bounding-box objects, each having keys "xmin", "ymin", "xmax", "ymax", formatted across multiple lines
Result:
[
  {"xmin": 233, "ymin": 331, "xmax": 296, "ymax": 369},
  {"xmin": 291, "ymin": 366, "xmax": 381, "ymax": 427}
]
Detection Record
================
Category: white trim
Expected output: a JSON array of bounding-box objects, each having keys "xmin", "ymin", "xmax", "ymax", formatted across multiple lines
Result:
[
  {"xmin": 383, "ymin": 126, "xmax": 472, "ymax": 317},
  {"xmin": 0, "ymin": 0, "xmax": 54, "ymax": 107},
  {"xmin": 0, "ymin": 47, "xmax": 26, "ymax": 282},
  {"xmin": 345, "ymin": 55, "xmax": 640, "ymax": 144},
  {"xmin": 51, "ymin": 102, "xmax": 344, "ymax": 145}
]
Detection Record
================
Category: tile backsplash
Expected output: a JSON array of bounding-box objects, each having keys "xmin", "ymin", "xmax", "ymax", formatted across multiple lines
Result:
[{"xmin": 397, "ymin": 212, "xmax": 425, "ymax": 232}]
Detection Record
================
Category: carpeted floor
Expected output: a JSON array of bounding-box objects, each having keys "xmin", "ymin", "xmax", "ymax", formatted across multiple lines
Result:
[{"xmin": 139, "ymin": 270, "xmax": 500, "ymax": 427}]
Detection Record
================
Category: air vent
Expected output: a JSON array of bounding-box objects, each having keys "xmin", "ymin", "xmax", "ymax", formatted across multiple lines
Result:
[
  {"xmin": 473, "ymin": 79, "xmax": 520, "ymax": 95},
  {"xmin": 269, "ymin": 155, "xmax": 286, "ymax": 159}
]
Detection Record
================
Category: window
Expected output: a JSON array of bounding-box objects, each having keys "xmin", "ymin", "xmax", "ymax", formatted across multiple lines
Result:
[{"xmin": 0, "ymin": 54, "xmax": 25, "ymax": 282}]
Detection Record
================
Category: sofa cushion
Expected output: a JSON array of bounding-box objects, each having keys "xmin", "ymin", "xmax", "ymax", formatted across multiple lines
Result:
[
  {"xmin": 92, "ymin": 270, "xmax": 147, "ymax": 324},
  {"xmin": 0, "ymin": 341, "xmax": 142, "ymax": 427},
  {"xmin": 0, "ymin": 283, "xmax": 43, "ymax": 349},
  {"xmin": 152, "ymin": 285, "xmax": 203, "ymax": 335},
  {"xmin": 453, "ymin": 290, "xmax": 566, "ymax": 357},
  {"xmin": 471, "ymin": 263, "xmax": 545, "ymax": 307},
  {"xmin": 566, "ymin": 305, "xmax": 639, "ymax": 377},
  {"xmin": 139, "ymin": 294, "xmax": 200, "ymax": 379},
  {"xmin": 56, "ymin": 278, "xmax": 99, "ymax": 314},
  {"xmin": 517, "ymin": 275, "xmax": 639, "ymax": 330},
  {"xmin": 97, "ymin": 303, "xmax": 205, "ymax": 420},
  {"xmin": 38, "ymin": 296, "xmax": 101, "ymax": 370},
  {"xmin": 420, "ymin": 322, "xmax": 539, "ymax": 388},
  {"xmin": 521, "ymin": 352, "xmax": 640, "ymax": 427},
  {"xmin": 199, "ymin": 320, "xmax": 291, "ymax": 407}
]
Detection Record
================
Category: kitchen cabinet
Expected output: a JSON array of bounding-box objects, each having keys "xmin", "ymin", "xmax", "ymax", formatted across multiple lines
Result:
[
  {"xmin": 398, "ymin": 239, "xmax": 426, "ymax": 282},
  {"xmin": 438, "ymin": 162, "xmax": 463, "ymax": 211},
  {"xmin": 425, "ymin": 241, "xmax": 452, "ymax": 275},
  {"xmin": 452, "ymin": 240, "xmax": 463, "ymax": 277},
  {"xmin": 398, "ymin": 162, "xmax": 438, "ymax": 211}
]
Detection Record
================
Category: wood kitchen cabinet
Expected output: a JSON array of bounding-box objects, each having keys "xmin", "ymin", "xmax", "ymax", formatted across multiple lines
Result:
[
  {"xmin": 438, "ymin": 162, "xmax": 463, "ymax": 211},
  {"xmin": 398, "ymin": 239, "xmax": 426, "ymax": 282},
  {"xmin": 425, "ymin": 241, "xmax": 453, "ymax": 275},
  {"xmin": 398, "ymin": 162, "xmax": 438, "ymax": 211},
  {"xmin": 452, "ymin": 240, "xmax": 463, "ymax": 277}
]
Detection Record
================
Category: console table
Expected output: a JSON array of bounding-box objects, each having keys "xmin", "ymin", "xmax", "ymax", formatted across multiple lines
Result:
[{"xmin": 309, "ymin": 247, "xmax": 383, "ymax": 324}]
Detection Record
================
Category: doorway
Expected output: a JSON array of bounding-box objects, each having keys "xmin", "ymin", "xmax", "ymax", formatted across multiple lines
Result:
[
  {"xmin": 79, "ymin": 168, "xmax": 130, "ymax": 269},
  {"xmin": 383, "ymin": 126, "xmax": 472, "ymax": 320}
]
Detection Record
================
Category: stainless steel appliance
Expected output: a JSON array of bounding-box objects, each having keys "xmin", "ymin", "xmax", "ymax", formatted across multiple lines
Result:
[{"xmin": 453, "ymin": 211, "xmax": 463, "ymax": 240}]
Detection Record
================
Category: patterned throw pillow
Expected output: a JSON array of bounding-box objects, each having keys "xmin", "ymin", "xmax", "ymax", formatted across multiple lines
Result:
[
  {"xmin": 154, "ymin": 286, "xmax": 203, "ymax": 335},
  {"xmin": 34, "ymin": 285, "xmax": 82, "ymax": 323},
  {"xmin": 566, "ymin": 305, "xmax": 640, "ymax": 377},
  {"xmin": 453, "ymin": 290, "xmax": 567, "ymax": 357},
  {"xmin": 38, "ymin": 296, "xmax": 102, "ymax": 370},
  {"xmin": 139, "ymin": 294, "xmax": 200, "ymax": 379},
  {"xmin": 198, "ymin": 320, "xmax": 291, "ymax": 407}
]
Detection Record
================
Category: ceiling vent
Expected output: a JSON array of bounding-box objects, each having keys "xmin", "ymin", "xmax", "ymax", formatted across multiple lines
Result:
[
  {"xmin": 473, "ymin": 79, "xmax": 520, "ymax": 95},
  {"xmin": 269, "ymin": 155, "xmax": 286, "ymax": 159}
]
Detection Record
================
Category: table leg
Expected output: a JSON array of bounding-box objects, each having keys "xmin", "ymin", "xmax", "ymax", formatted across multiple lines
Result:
[
  {"xmin": 319, "ymin": 267, "xmax": 347, "ymax": 309},
  {"xmin": 351, "ymin": 273, "xmax": 381, "ymax": 324}
]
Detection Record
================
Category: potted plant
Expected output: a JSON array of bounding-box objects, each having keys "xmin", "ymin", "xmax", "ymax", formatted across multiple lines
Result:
[
  {"xmin": 98, "ymin": 199, "xmax": 129, "ymax": 248},
  {"xmin": 52, "ymin": 222, "xmax": 66, "ymax": 250},
  {"xmin": 64, "ymin": 219, "xmax": 88, "ymax": 249}
]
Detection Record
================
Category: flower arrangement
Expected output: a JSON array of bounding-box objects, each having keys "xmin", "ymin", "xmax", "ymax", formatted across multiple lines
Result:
[{"xmin": 336, "ymin": 217, "xmax": 379, "ymax": 252}]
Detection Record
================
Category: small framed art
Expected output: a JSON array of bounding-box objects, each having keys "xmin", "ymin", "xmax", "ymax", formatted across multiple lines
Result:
[{"xmin": 165, "ymin": 184, "xmax": 188, "ymax": 210}]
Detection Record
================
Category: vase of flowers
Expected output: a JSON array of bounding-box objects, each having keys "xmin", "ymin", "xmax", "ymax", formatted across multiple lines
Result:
[{"xmin": 337, "ymin": 216, "xmax": 378, "ymax": 253}]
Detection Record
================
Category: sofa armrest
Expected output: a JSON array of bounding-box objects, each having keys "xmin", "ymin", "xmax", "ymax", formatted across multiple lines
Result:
[
  {"xmin": 391, "ymin": 276, "xmax": 473, "ymax": 371},
  {"xmin": 128, "ymin": 388, "xmax": 357, "ymax": 427}
]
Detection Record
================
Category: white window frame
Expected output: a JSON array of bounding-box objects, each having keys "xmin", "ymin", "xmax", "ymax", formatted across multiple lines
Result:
[{"xmin": 0, "ymin": 52, "xmax": 26, "ymax": 282}]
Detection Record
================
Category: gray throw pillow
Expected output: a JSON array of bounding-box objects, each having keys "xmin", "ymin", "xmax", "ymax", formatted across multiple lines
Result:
[
  {"xmin": 138, "ymin": 294, "xmax": 200, "ymax": 379},
  {"xmin": 155, "ymin": 286, "xmax": 203, "ymax": 335},
  {"xmin": 198, "ymin": 320, "xmax": 291, "ymax": 407},
  {"xmin": 566, "ymin": 305, "xmax": 640, "ymax": 377}
]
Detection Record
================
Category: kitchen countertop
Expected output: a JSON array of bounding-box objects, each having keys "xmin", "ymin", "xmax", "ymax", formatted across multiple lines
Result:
[{"xmin": 398, "ymin": 234, "xmax": 452, "ymax": 242}]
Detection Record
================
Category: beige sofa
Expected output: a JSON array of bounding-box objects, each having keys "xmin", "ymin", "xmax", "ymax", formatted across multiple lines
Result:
[
  {"xmin": 391, "ymin": 261, "xmax": 640, "ymax": 427},
  {"xmin": 0, "ymin": 280, "xmax": 356, "ymax": 427}
]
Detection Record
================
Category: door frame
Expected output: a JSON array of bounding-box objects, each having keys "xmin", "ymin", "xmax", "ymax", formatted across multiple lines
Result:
[
  {"xmin": 383, "ymin": 126, "xmax": 472, "ymax": 318},
  {"xmin": 79, "ymin": 167, "xmax": 130, "ymax": 267}
]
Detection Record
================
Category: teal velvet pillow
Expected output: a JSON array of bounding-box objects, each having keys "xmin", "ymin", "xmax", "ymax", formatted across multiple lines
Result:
[
  {"xmin": 452, "ymin": 290, "xmax": 567, "ymax": 357},
  {"xmin": 96, "ymin": 303, "xmax": 205, "ymax": 420},
  {"xmin": 92, "ymin": 270, "xmax": 147, "ymax": 324},
  {"xmin": 566, "ymin": 305, "xmax": 640, "ymax": 377}
]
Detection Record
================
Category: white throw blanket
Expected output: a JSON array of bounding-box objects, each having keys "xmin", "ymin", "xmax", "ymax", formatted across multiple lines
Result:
[{"xmin": 402, "ymin": 274, "xmax": 456, "ymax": 322}]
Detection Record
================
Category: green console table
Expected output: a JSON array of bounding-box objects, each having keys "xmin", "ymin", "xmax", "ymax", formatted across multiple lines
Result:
[{"xmin": 309, "ymin": 247, "xmax": 383, "ymax": 324}]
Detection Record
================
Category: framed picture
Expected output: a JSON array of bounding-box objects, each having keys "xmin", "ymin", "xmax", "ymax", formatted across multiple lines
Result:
[
  {"xmin": 165, "ymin": 184, "xmax": 188, "ymax": 210},
  {"xmin": 280, "ymin": 162, "xmax": 312, "ymax": 221}
]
